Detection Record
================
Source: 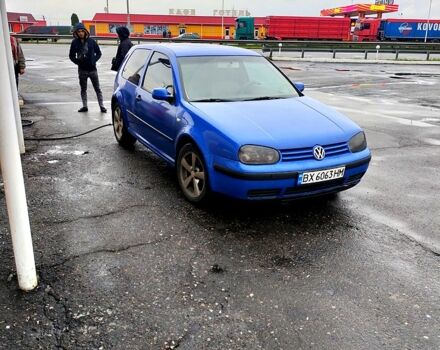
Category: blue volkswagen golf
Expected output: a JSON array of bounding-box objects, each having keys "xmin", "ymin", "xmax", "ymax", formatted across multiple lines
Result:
[{"xmin": 112, "ymin": 44, "xmax": 371, "ymax": 202}]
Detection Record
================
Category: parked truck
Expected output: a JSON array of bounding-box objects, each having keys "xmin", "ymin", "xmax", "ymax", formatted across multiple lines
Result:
[
  {"xmin": 235, "ymin": 16, "xmax": 352, "ymax": 41},
  {"xmin": 354, "ymin": 18, "xmax": 440, "ymax": 42}
]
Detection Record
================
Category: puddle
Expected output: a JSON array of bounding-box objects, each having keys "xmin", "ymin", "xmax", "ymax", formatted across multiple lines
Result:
[
  {"xmin": 394, "ymin": 72, "xmax": 440, "ymax": 78},
  {"xmin": 421, "ymin": 104, "xmax": 440, "ymax": 110},
  {"xmin": 38, "ymin": 146, "xmax": 89, "ymax": 157},
  {"xmin": 390, "ymin": 76, "xmax": 409, "ymax": 79},
  {"xmin": 280, "ymin": 67, "xmax": 302, "ymax": 71},
  {"xmin": 44, "ymin": 149, "xmax": 86, "ymax": 156},
  {"xmin": 421, "ymin": 118, "xmax": 440, "ymax": 124},
  {"xmin": 424, "ymin": 138, "xmax": 440, "ymax": 146}
]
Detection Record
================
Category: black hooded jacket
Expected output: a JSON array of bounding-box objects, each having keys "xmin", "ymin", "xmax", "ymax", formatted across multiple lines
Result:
[
  {"xmin": 111, "ymin": 26, "xmax": 133, "ymax": 71},
  {"xmin": 69, "ymin": 23, "xmax": 102, "ymax": 71}
]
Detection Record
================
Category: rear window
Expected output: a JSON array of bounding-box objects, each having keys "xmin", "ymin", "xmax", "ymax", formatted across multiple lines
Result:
[{"xmin": 121, "ymin": 49, "xmax": 150, "ymax": 85}]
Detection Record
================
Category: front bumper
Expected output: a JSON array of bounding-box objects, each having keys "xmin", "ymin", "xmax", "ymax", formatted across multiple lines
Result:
[{"xmin": 209, "ymin": 150, "xmax": 371, "ymax": 200}]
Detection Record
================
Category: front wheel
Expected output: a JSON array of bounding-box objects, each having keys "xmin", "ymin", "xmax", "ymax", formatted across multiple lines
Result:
[
  {"xmin": 112, "ymin": 104, "xmax": 136, "ymax": 149},
  {"xmin": 177, "ymin": 143, "xmax": 209, "ymax": 203}
]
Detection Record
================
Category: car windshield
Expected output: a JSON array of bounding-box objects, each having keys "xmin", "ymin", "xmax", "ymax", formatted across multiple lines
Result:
[{"xmin": 178, "ymin": 56, "xmax": 299, "ymax": 102}]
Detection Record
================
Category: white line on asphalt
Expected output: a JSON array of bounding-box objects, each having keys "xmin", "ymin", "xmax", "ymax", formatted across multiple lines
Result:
[
  {"xmin": 33, "ymin": 101, "xmax": 112, "ymax": 106},
  {"xmin": 336, "ymin": 106, "xmax": 437, "ymax": 128}
]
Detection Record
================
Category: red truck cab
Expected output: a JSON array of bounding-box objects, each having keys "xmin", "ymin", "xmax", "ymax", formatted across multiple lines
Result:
[{"xmin": 353, "ymin": 19, "xmax": 381, "ymax": 41}]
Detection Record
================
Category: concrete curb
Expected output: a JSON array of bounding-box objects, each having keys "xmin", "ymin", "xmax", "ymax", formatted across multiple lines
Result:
[{"xmin": 271, "ymin": 57, "xmax": 440, "ymax": 65}]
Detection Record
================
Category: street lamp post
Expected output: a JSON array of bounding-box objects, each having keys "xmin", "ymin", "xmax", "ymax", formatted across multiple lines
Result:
[
  {"xmin": 424, "ymin": 0, "xmax": 433, "ymax": 43},
  {"xmin": 126, "ymin": 0, "xmax": 130, "ymax": 28},
  {"xmin": 221, "ymin": 0, "xmax": 225, "ymax": 39}
]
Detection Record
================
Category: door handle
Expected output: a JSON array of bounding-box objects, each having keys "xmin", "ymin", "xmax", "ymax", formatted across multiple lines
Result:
[{"xmin": 135, "ymin": 95, "xmax": 142, "ymax": 102}]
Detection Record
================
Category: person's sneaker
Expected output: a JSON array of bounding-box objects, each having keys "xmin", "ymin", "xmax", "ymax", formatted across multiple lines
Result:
[
  {"xmin": 100, "ymin": 106, "xmax": 107, "ymax": 113},
  {"xmin": 78, "ymin": 107, "xmax": 88, "ymax": 113}
]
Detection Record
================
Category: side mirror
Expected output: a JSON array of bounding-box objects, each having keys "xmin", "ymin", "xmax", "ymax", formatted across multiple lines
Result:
[
  {"xmin": 294, "ymin": 82, "xmax": 305, "ymax": 92},
  {"xmin": 152, "ymin": 87, "xmax": 173, "ymax": 102}
]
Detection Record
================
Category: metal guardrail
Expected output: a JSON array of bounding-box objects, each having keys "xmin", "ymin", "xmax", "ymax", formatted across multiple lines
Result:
[{"xmin": 13, "ymin": 34, "xmax": 440, "ymax": 61}]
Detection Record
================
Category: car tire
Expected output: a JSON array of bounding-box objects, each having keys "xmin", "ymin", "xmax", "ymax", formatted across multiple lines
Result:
[
  {"xmin": 112, "ymin": 103, "xmax": 136, "ymax": 149},
  {"xmin": 177, "ymin": 143, "xmax": 210, "ymax": 203}
]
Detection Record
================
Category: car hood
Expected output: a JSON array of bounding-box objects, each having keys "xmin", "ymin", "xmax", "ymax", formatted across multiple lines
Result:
[{"xmin": 190, "ymin": 96, "xmax": 361, "ymax": 149}]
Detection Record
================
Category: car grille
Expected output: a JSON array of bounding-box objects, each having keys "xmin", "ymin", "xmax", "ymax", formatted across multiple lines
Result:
[
  {"xmin": 280, "ymin": 142, "xmax": 349, "ymax": 162},
  {"xmin": 284, "ymin": 178, "xmax": 345, "ymax": 195},
  {"xmin": 247, "ymin": 189, "xmax": 282, "ymax": 198},
  {"xmin": 247, "ymin": 172, "xmax": 365, "ymax": 199}
]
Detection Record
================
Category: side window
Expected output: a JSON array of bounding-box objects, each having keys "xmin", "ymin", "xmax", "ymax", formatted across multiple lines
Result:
[
  {"xmin": 121, "ymin": 49, "xmax": 150, "ymax": 85},
  {"xmin": 143, "ymin": 52, "xmax": 173, "ymax": 94}
]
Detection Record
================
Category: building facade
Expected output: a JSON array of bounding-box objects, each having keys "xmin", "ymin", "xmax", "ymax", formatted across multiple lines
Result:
[
  {"xmin": 7, "ymin": 12, "xmax": 46, "ymax": 33},
  {"xmin": 83, "ymin": 13, "xmax": 266, "ymax": 39}
]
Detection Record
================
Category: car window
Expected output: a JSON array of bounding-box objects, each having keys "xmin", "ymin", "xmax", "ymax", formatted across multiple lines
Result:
[
  {"xmin": 121, "ymin": 49, "xmax": 151, "ymax": 85},
  {"xmin": 178, "ymin": 56, "xmax": 298, "ymax": 102},
  {"xmin": 143, "ymin": 52, "xmax": 174, "ymax": 94}
]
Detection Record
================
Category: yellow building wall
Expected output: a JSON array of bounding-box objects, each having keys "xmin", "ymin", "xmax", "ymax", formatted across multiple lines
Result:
[
  {"xmin": 96, "ymin": 23, "xmax": 109, "ymax": 35},
  {"xmin": 167, "ymin": 25, "xmax": 179, "ymax": 37},
  {"xmin": 166, "ymin": 24, "xmax": 226, "ymax": 38},
  {"xmin": 133, "ymin": 23, "xmax": 144, "ymax": 35},
  {"xmin": 83, "ymin": 20, "xmax": 240, "ymax": 39}
]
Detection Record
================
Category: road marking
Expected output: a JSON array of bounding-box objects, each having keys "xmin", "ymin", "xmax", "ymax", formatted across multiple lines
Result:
[
  {"xmin": 336, "ymin": 107, "xmax": 438, "ymax": 128},
  {"xmin": 33, "ymin": 101, "xmax": 112, "ymax": 106}
]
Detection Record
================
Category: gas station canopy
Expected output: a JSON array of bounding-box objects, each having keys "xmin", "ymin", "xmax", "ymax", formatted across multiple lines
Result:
[{"xmin": 321, "ymin": 3, "xmax": 399, "ymax": 17}]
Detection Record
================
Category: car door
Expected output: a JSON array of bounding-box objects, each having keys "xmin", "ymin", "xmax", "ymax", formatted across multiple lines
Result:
[
  {"xmin": 118, "ymin": 48, "xmax": 151, "ymax": 137},
  {"xmin": 133, "ymin": 51, "xmax": 179, "ymax": 161}
]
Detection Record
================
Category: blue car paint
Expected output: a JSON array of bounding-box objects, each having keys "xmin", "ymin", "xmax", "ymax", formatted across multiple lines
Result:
[{"xmin": 113, "ymin": 43, "xmax": 371, "ymax": 200}]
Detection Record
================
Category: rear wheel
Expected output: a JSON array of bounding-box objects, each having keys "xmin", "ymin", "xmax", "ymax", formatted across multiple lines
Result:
[
  {"xmin": 112, "ymin": 104, "xmax": 136, "ymax": 149},
  {"xmin": 177, "ymin": 143, "xmax": 209, "ymax": 203}
]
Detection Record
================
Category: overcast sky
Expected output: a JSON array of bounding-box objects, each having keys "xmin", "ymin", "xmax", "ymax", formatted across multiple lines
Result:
[{"xmin": 5, "ymin": 0, "xmax": 440, "ymax": 25}]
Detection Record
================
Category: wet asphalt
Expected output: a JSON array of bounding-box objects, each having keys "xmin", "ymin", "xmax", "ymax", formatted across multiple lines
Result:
[{"xmin": 0, "ymin": 44, "xmax": 439, "ymax": 349}]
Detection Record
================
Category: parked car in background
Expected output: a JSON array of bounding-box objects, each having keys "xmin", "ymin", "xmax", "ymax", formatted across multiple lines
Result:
[
  {"xmin": 173, "ymin": 33, "xmax": 201, "ymax": 40},
  {"xmin": 111, "ymin": 44, "xmax": 371, "ymax": 203},
  {"xmin": 19, "ymin": 26, "xmax": 72, "ymax": 42}
]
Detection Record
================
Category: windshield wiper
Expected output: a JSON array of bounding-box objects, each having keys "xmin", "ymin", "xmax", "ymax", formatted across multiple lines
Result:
[
  {"xmin": 191, "ymin": 98, "xmax": 236, "ymax": 103},
  {"xmin": 241, "ymin": 96, "xmax": 285, "ymax": 101}
]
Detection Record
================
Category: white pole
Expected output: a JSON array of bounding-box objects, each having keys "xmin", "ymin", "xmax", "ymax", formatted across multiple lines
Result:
[
  {"xmin": 221, "ymin": 0, "xmax": 225, "ymax": 39},
  {"xmin": 126, "ymin": 0, "xmax": 130, "ymax": 28},
  {"xmin": 0, "ymin": 8, "xmax": 37, "ymax": 292},
  {"xmin": 424, "ymin": 0, "xmax": 433, "ymax": 43},
  {"xmin": 0, "ymin": 0, "xmax": 25, "ymax": 154}
]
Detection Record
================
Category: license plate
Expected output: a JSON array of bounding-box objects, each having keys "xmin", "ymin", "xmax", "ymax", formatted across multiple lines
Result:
[{"xmin": 298, "ymin": 166, "xmax": 345, "ymax": 185}]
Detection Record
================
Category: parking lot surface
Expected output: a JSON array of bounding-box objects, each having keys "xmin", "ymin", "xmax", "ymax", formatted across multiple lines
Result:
[{"xmin": 0, "ymin": 44, "xmax": 439, "ymax": 349}]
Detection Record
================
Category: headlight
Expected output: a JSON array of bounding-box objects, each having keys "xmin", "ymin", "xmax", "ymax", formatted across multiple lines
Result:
[
  {"xmin": 349, "ymin": 131, "xmax": 367, "ymax": 153},
  {"xmin": 239, "ymin": 145, "xmax": 280, "ymax": 165}
]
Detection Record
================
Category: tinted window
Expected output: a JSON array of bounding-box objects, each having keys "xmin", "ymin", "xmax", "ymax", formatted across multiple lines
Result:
[
  {"xmin": 122, "ymin": 49, "xmax": 150, "ymax": 85},
  {"xmin": 143, "ymin": 52, "xmax": 173, "ymax": 93}
]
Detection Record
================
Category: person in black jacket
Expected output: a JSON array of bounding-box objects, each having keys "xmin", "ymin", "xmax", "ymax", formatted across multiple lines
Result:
[
  {"xmin": 69, "ymin": 23, "xmax": 106, "ymax": 113},
  {"xmin": 111, "ymin": 26, "xmax": 133, "ymax": 72}
]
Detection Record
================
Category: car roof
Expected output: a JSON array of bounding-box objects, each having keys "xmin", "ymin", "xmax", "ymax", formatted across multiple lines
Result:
[{"xmin": 133, "ymin": 43, "xmax": 261, "ymax": 57}]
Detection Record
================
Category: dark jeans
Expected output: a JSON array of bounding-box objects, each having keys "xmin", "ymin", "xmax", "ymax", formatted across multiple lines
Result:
[
  {"xmin": 78, "ymin": 68, "xmax": 104, "ymax": 108},
  {"xmin": 14, "ymin": 65, "xmax": 19, "ymax": 88}
]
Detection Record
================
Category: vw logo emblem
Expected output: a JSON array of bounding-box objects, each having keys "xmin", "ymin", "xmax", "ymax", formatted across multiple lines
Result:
[{"xmin": 313, "ymin": 145, "xmax": 325, "ymax": 160}]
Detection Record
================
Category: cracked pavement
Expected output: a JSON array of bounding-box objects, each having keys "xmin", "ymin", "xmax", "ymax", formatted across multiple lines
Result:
[{"xmin": 0, "ymin": 44, "xmax": 439, "ymax": 349}]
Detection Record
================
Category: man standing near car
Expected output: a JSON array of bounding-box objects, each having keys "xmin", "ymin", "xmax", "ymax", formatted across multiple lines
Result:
[
  {"xmin": 111, "ymin": 26, "xmax": 133, "ymax": 72},
  {"xmin": 69, "ymin": 23, "xmax": 107, "ymax": 113},
  {"xmin": 10, "ymin": 36, "xmax": 25, "ymax": 88}
]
